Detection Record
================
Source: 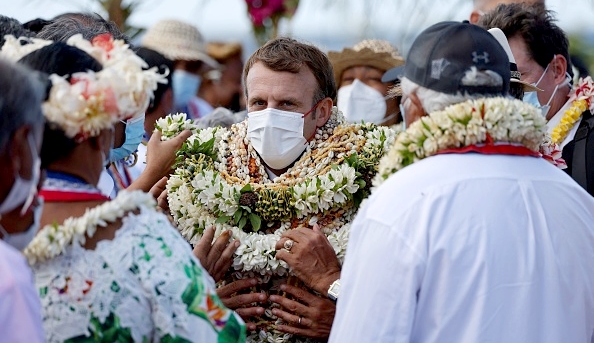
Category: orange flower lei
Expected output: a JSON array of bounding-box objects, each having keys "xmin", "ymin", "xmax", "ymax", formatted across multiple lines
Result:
[{"xmin": 551, "ymin": 77, "xmax": 594, "ymax": 145}]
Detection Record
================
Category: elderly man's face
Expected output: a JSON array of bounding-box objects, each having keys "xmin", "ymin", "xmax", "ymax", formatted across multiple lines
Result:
[{"xmin": 245, "ymin": 62, "xmax": 321, "ymax": 141}]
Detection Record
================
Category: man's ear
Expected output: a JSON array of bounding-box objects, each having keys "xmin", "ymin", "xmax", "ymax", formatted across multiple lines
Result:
[
  {"xmin": 551, "ymin": 54, "xmax": 568, "ymax": 86},
  {"xmin": 407, "ymin": 91, "xmax": 427, "ymax": 124},
  {"xmin": 316, "ymin": 97, "xmax": 333, "ymax": 127},
  {"xmin": 469, "ymin": 10, "xmax": 481, "ymax": 24}
]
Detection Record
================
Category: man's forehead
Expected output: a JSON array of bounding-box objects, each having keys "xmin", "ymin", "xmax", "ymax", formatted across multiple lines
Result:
[{"xmin": 246, "ymin": 62, "xmax": 317, "ymax": 99}]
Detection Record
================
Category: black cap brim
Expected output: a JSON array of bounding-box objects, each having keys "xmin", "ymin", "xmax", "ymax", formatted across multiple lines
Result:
[{"xmin": 381, "ymin": 65, "xmax": 405, "ymax": 83}]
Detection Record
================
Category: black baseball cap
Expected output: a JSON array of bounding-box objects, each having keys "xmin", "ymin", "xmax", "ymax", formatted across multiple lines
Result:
[{"xmin": 404, "ymin": 21, "xmax": 510, "ymax": 95}]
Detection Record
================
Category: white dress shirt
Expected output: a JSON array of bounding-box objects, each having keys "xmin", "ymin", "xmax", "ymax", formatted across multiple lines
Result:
[
  {"xmin": 0, "ymin": 240, "xmax": 45, "ymax": 342},
  {"xmin": 330, "ymin": 153, "xmax": 594, "ymax": 343}
]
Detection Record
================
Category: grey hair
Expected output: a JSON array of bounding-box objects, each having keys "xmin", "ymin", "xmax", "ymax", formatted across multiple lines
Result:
[
  {"xmin": 0, "ymin": 57, "xmax": 44, "ymax": 151},
  {"xmin": 196, "ymin": 107, "xmax": 246, "ymax": 129},
  {"xmin": 37, "ymin": 14, "xmax": 128, "ymax": 43},
  {"xmin": 400, "ymin": 67, "xmax": 506, "ymax": 113}
]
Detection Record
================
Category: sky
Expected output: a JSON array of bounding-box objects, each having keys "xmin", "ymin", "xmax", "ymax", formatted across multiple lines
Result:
[{"xmin": 2, "ymin": 0, "xmax": 594, "ymax": 57}]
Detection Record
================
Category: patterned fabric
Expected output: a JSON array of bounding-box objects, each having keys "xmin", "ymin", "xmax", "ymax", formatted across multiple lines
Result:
[{"xmin": 32, "ymin": 205, "xmax": 245, "ymax": 343}]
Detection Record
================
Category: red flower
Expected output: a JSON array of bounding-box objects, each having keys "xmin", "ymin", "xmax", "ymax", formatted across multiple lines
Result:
[{"xmin": 91, "ymin": 33, "xmax": 114, "ymax": 53}]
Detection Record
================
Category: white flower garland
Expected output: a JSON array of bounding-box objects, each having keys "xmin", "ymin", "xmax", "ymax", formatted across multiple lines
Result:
[
  {"xmin": 373, "ymin": 97, "xmax": 547, "ymax": 187},
  {"xmin": 24, "ymin": 191, "xmax": 156, "ymax": 265},
  {"xmin": 1, "ymin": 34, "xmax": 166, "ymax": 142},
  {"xmin": 157, "ymin": 110, "xmax": 394, "ymax": 276}
]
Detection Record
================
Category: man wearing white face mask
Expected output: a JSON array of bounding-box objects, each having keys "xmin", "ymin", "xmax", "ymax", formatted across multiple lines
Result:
[
  {"xmin": 329, "ymin": 39, "xmax": 405, "ymax": 127},
  {"xmin": 479, "ymin": 3, "xmax": 594, "ymax": 196},
  {"xmin": 0, "ymin": 58, "xmax": 45, "ymax": 342}
]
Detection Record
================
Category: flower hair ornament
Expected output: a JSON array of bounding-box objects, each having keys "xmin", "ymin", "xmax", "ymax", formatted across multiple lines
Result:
[{"xmin": 1, "ymin": 34, "xmax": 167, "ymax": 142}]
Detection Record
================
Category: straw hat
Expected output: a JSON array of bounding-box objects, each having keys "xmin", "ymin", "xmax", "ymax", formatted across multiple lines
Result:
[
  {"xmin": 141, "ymin": 19, "xmax": 219, "ymax": 68},
  {"xmin": 488, "ymin": 28, "xmax": 542, "ymax": 92},
  {"xmin": 207, "ymin": 42, "xmax": 242, "ymax": 61},
  {"xmin": 328, "ymin": 39, "xmax": 405, "ymax": 85}
]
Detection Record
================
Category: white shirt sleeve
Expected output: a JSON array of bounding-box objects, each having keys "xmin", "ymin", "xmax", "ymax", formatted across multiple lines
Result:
[{"xmin": 0, "ymin": 242, "xmax": 45, "ymax": 343}]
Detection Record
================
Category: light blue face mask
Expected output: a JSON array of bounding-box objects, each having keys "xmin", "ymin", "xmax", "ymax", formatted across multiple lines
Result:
[
  {"xmin": 172, "ymin": 69, "xmax": 201, "ymax": 110},
  {"xmin": 399, "ymin": 103, "xmax": 407, "ymax": 130},
  {"xmin": 108, "ymin": 115, "xmax": 145, "ymax": 164}
]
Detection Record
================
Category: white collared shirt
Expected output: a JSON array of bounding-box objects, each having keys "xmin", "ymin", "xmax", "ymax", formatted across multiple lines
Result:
[{"xmin": 330, "ymin": 153, "xmax": 594, "ymax": 343}]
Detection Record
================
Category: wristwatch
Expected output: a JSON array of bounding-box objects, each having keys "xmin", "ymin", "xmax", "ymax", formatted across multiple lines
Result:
[{"xmin": 327, "ymin": 279, "xmax": 340, "ymax": 302}]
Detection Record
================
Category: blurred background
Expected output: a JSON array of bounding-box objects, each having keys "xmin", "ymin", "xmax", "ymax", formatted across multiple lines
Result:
[{"xmin": 2, "ymin": 0, "xmax": 594, "ymax": 70}]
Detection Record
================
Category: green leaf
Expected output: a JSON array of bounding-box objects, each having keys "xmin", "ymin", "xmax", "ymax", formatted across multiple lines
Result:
[
  {"xmin": 240, "ymin": 184, "xmax": 253, "ymax": 193},
  {"xmin": 248, "ymin": 213, "xmax": 262, "ymax": 232},
  {"xmin": 233, "ymin": 210, "xmax": 242, "ymax": 224},
  {"xmin": 238, "ymin": 216, "xmax": 248, "ymax": 230},
  {"xmin": 215, "ymin": 215, "xmax": 230, "ymax": 224}
]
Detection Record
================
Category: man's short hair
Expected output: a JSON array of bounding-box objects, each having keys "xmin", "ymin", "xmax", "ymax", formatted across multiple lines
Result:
[
  {"xmin": 0, "ymin": 58, "xmax": 44, "ymax": 151},
  {"xmin": 478, "ymin": 3, "xmax": 573, "ymax": 79},
  {"xmin": 242, "ymin": 37, "xmax": 337, "ymax": 105},
  {"xmin": 37, "ymin": 13, "xmax": 129, "ymax": 43},
  {"xmin": 404, "ymin": 21, "xmax": 510, "ymax": 96}
]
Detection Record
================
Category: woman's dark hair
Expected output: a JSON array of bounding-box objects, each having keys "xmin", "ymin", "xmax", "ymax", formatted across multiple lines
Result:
[
  {"xmin": 0, "ymin": 15, "xmax": 35, "ymax": 47},
  {"xmin": 18, "ymin": 42, "xmax": 103, "ymax": 168},
  {"xmin": 134, "ymin": 47, "xmax": 173, "ymax": 112}
]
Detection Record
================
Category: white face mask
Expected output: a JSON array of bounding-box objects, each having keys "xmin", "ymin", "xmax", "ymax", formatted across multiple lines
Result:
[
  {"xmin": 337, "ymin": 79, "xmax": 387, "ymax": 124},
  {"xmin": 0, "ymin": 198, "xmax": 43, "ymax": 251},
  {"xmin": 247, "ymin": 108, "xmax": 311, "ymax": 170},
  {"xmin": 0, "ymin": 133, "xmax": 41, "ymax": 216}
]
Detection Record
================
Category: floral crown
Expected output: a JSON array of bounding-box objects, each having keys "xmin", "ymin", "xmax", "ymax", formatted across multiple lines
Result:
[{"xmin": 1, "ymin": 34, "xmax": 166, "ymax": 142}]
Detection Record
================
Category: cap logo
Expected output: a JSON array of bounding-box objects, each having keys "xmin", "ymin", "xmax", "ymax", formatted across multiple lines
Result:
[
  {"xmin": 472, "ymin": 51, "xmax": 490, "ymax": 64},
  {"xmin": 431, "ymin": 58, "xmax": 450, "ymax": 80}
]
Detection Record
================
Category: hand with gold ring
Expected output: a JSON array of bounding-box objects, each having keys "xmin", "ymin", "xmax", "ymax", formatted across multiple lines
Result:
[
  {"xmin": 283, "ymin": 239, "xmax": 294, "ymax": 251},
  {"xmin": 270, "ymin": 283, "xmax": 335, "ymax": 339}
]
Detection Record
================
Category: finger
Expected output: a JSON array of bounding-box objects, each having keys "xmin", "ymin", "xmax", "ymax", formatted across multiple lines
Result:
[
  {"xmin": 244, "ymin": 322, "xmax": 257, "ymax": 331},
  {"xmin": 216, "ymin": 278, "xmax": 258, "ymax": 298},
  {"xmin": 235, "ymin": 307, "xmax": 265, "ymax": 319},
  {"xmin": 274, "ymin": 247, "xmax": 296, "ymax": 265},
  {"xmin": 171, "ymin": 129, "xmax": 192, "ymax": 146},
  {"xmin": 274, "ymin": 323, "xmax": 314, "ymax": 337},
  {"xmin": 193, "ymin": 226, "xmax": 215, "ymax": 262},
  {"xmin": 148, "ymin": 176, "xmax": 168, "ymax": 199},
  {"xmin": 157, "ymin": 189, "xmax": 169, "ymax": 212},
  {"xmin": 221, "ymin": 293, "xmax": 267, "ymax": 310},
  {"xmin": 271, "ymin": 308, "xmax": 301, "ymax": 326},
  {"xmin": 207, "ymin": 230, "xmax": 232, "ymax": 265},
  {"xmin": 313, "ymin": 223, "xmax": 321, "ymax": 232},
  {"xmin": 148, "ymin": 129, "xmax": 162, "ymax": 145},
  {"xmin": 269, "ymin": 294, "xmax": 309, "ymax": 315},
  {"xmin": 211, "ymin": 239, "xmax": 240, "ymax": 281},
  {"xmin": 280, "ymin": 284, "xmax": 319, "ymax": 305}
]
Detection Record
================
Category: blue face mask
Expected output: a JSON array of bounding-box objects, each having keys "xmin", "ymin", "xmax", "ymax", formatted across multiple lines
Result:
[
  {"xmin": 172, "ymin": 69, "xmax": 201, "ymax": 110},
  {"xmin": 399, "ymin": 103, "xmax": 407, "ymax": 130},
  {"xmin": 108, "ymin": 115, "xmax": 145, "ymax": 164}
]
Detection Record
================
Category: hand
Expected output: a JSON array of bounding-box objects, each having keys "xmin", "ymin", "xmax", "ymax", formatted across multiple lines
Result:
[
  {"xmin": 145, "ymin": 129, "xmax": 192, "ymax": 177},
  {"xmin": 275, "ymin": 224, "xmax": 341, "ymax": 295},
  {"xmin": 217, "ymin": 278, "xmax": 267, "ymax": 331},
  {"xmin": 193, "ymin": 227, "xmax": 238, "ymax": 282},
  {"xmin": 149, "ymin": 176, "xmax": 168, "ymax": 200},
  {"xmin": 128, "ymin": 129, "xmax": 191, "ymax": 193},
  {"xmin": 269, "ymin": 284, "xmax": 336, "ymax": 339}
]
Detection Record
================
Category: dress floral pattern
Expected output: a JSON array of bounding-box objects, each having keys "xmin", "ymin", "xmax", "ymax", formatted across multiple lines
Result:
[{"xmin": 32, "ymin": 205, "xmax": 245, "ymax": 343}]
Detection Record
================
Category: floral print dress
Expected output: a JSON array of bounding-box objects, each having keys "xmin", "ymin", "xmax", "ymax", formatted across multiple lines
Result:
[{"xmin": 31, "ymin": 206, "xmax": 245, "ymax": 343}]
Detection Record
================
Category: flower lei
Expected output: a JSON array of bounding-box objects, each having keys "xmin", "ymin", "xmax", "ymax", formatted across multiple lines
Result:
[
  {"xmin": 374, "ymin": 97, "xmax": 548, "ymax": 187},
  {"xmin": 551, "ymin": 76, "xmax": 594, "ymax": 145},
  {"xmin": 1, "ymin": 34, "xmax": 166, "ymax": 142},
  {"xmin": 24, "ymin": 191, "xmax": 156, "ymax": 265},
  {"xmin": 158, "ymin": 109, "xmax": 395, "ymax": 272}
]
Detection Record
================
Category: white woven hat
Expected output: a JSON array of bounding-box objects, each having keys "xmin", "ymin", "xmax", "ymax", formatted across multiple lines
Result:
[{"xmin": 141, "ymin": 19, "xmax": 219, "ymax": 68}]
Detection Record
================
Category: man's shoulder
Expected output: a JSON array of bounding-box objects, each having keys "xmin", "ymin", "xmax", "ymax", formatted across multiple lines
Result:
[{"xmin": 0, "ymin": 241, "xmax": 33, "ymax": 291}]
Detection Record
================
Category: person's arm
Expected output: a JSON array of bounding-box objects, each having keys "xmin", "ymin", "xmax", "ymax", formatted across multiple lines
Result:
[
  {"xmin": 0, "ymin": 250, "xmax": 45, "ymax": 343},
  {"xmin": 127, "ymin": 130, "xmax": 192, "ymax": 194}
]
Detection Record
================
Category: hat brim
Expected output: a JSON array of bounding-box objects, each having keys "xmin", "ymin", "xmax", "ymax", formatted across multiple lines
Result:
[
  {"xmin": 328, "ymin": 48, "xmax": 404, "ymax": 85},
  {"xmin": 382, "ymin": 65, "xmax": 406, "ymax": 83},
  {"xmin": 511, "ymin": 79, "xmax": 543, "ymax": 92}
]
